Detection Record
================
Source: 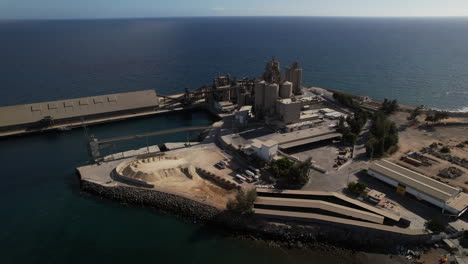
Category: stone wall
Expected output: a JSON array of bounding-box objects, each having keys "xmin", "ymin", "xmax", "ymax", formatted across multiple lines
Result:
[
  {"xmin": 81, "ymin": 178, "xmax": 435, "ymax": 251},
  {"xmin": 81, "ymin": 180, "xmax": 220, "ymax": 221}
]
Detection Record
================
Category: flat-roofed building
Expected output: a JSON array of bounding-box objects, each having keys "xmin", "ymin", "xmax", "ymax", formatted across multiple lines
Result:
[
  {"xmin": 368, "ymin": 160, "xmax": 468, "ymax": 216},
  {"xmin": 234, "ymin": 105, "xmax": 252, "ymax": 125},
  {"xmin": 276, "ymin": 98, "xmax": 301, "ymax": 124},
  {"xmin": 250, "ymin": 139, "xmax": 278, "ymax": 162},
  {"xmin": 0, "ymin": 90, "xmax": 160, "ymax": 132}
]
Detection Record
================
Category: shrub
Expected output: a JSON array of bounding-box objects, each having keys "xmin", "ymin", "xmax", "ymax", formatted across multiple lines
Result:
[
  {"xmin": 348, "ymin": 182, "xmax": 367, "ymax": 195},
  {"xmin": 424, "ymin": 219, "xmax": 446, "ymax": 234},
  {"xmin": 226, "ymin": 189, "xmax": 257, "ymax": 214}
]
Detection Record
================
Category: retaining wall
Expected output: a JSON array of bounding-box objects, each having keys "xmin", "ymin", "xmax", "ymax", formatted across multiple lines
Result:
[{"xmin": 80, "ymin": 178, "xmax": 436, "ymax": 251}]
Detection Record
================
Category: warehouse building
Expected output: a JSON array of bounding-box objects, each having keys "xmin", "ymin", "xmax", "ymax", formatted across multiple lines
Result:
[
  {"xmin": 0, "ymin": 90, "xmax": 160, "ymax": 132},
  {"xmin": 368, "ymin": 160, "xmax": 468, "ymax": 216}
]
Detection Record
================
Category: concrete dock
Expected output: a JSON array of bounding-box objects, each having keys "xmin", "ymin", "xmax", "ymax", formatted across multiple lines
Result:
[{"xmin": 0, "ymin": 89, "xmax": 212, "ymax": 138}]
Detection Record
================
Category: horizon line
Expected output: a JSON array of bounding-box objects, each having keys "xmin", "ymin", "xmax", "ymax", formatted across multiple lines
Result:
[{"xmin": 1, "ymin": 15, "xmax": 468, "ymax": 22}]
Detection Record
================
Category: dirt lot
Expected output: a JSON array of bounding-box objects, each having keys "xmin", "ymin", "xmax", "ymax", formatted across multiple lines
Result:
[
  {"xmin": 121, "ymin": 144, "xmax": 239, "ymax": 208},
  {"xmin": 388, "ymin": 111, "xmax": 468, "ymax": 190}
]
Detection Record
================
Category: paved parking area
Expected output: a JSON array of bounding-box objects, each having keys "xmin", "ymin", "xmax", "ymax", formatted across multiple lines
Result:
[{"xmin": 284, "ymin": 140, "xmax": 341, "ymax": 170}]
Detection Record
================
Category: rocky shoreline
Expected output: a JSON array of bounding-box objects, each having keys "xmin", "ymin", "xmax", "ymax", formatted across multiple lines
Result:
[{"xmin": 80, "ymin": 178, "xmax": 434, "ymax": 255}]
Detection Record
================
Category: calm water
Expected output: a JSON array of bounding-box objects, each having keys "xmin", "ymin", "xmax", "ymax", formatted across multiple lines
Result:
[
  {"xmin": 0, "ymin": 111, "xmax": 359, "ymax": 264},
  {"xmin": 1, "ymin": 17, "xmax": 468, "ymax": 263},
  {"xmin": 0, "ymin": 17, "xmax": 468, "ymax": 111}
]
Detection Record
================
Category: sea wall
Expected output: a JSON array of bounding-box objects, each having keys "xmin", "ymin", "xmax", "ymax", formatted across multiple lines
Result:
[
  {"xmin": 80, "ymin": 180, "xmax": 220, "ymax": 221},
  {"xmin": 212, "ymin": 212, "xmax": 433, "ymax": 250},
  {"xmin": 81, "ymin": 177, "xmax": 436, "ymax": 250}
]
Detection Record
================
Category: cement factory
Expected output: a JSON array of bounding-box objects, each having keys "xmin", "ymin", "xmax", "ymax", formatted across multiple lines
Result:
[{"xmin": 3, "ymin": 58, "xmax": 468, "ymax": 258}]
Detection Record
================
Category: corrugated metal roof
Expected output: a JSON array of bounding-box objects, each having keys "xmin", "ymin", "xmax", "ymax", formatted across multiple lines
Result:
[
  {"xmin": 0, "ymin": 90, "xmax": 159, "ymax": 128},
  {"xmin": 369, "ymin": 160, "xmax": 460, "ymax": 202}
]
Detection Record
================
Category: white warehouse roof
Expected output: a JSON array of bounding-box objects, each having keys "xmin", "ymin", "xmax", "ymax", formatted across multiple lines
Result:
[{"xmin": 369, "ymin": 160, "xmax": 460, "ymax": 202}]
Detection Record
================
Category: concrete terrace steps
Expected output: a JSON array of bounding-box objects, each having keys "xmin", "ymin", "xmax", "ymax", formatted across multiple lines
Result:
[
  {"xmin": 256, "ymin": 188, "xmax": 401, "ymax": 222},
  {"xmin": 254, "ymin": 196, "xmax": 385, "ymax": 224},
  {"xmin": 252, "ymin": 189, "xmax": 427, "ymax": 235}
]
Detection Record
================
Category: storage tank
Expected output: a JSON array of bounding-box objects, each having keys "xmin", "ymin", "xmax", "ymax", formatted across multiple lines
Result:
[
  {"xmin": 264, "ymin": 83, "xmax": 279, "ymax": 114},
  {"xmin": 279, "ymin": 81, "xmax": 293, "ymax": 99},
  {"xmin": 254, "ymin": 80, "xmax": 266, "ymax": 111}
]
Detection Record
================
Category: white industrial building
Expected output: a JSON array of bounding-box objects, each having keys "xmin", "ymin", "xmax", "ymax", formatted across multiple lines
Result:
[
  {"xmin": 250, "ymin": 139, "xmax": 278, "ymax": 162},
  {"xmin": 368, "ymin": 160, "xmax": 468, "ymax": 216},
  {"xmin": 234, "ymin": 105, "xmax": 252, "ymax": 125}
]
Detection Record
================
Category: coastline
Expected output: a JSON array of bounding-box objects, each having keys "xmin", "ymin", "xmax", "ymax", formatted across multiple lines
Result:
[
  {"xmin": 78, "ymin": 174, "xmax": 435, "ymax": 254},
  {"xmin": 322, "ymin": 87, "xmax": 468, "ymax": 116}
]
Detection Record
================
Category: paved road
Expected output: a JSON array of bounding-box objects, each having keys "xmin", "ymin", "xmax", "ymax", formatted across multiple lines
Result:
[{"xmin": 302, "ymin": 120, "xmax": 371, "ymax": 192}]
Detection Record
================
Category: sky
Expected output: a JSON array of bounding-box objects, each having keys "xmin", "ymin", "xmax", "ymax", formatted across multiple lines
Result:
[{"xmin": 1, "ymin": 0, "xmax": 468, "ymax": 20}]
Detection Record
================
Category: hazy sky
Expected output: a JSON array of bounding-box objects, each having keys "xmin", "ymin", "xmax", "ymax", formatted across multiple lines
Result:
[{"xmin": 1, "ymin": 0, "xmax": 468, "ymax": 19}]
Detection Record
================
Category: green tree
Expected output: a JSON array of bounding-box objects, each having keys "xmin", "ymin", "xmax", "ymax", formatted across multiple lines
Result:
[
  {"xmin": 333, "ymin": 92, "xmax": 360, "ymax": 110},
  {"xmin": 425, "ymin": 111, "xmax": 449, "ymax": 124},
  {"xmin": 407, "ymin": 105, "xmax": 424, "ymax": 122},
  {"xmin": 380, "ymin": 98, "xmax": 399, "ymax": 115},
  {"xmin": 365, "ymin": 112, "xmax": 399, "ymax": 158},
  {"xmin": 271, "ymin": 158, "xmax": 294, "ymax": 178},
  {"xmin": 226, "ymin": 189, "xmax": 257, "ymax": 214},
  {"xmin": 271, "ymin": 158, "xmax": 312, "ymax": 187},
  {"xmin": 348, "ymin": 182, "xmax": 367, "ymax": 195}
]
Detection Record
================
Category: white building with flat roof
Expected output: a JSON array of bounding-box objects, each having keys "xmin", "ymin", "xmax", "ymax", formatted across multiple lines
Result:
[
  {"xmin": 250, "ymin": 139, "xmax": 278, "ymax": 162},
  {"xmin": 368, "ymin": 160, "xmax": 468, "ymax": 216}
]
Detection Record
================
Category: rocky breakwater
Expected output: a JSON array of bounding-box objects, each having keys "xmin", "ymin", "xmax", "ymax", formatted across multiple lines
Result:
[{"xmin": 80, "ymin": 180, "xmax": 221, "ymax": 221}]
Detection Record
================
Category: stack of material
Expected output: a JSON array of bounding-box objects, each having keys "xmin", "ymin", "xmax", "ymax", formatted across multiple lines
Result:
[{"xmin": 439, "ymin": 167, "xmax": 464, "ymax": 179}]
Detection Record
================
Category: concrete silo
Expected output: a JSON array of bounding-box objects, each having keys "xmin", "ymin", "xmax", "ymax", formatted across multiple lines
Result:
[
  {"xmin": 264, "ymin": 83, "xmax": 279, "ymax": 115},
  {"xmin": 279, "ymin": 81, "xmax": 293, "ymax": 99},
  {"xmin": 254, "ymin": 80, "xmax": 266, "ymax": 113}
]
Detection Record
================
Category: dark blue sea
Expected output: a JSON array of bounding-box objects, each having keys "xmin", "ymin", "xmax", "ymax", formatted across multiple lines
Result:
[
  {"xmin": 1, "ymin": 17, "xmax": 468, "ymax": 111},
  {"xmin": 1, "ymin": 17, "xmax": 468, "ymax": 263}
]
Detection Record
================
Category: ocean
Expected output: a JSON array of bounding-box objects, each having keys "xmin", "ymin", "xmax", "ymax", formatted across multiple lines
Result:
[
  {"xmin": 0, "ymin": 17, "xmax": 467, "ymax": 111},
  {"xmin": 0, "ymin": 17, "xmax": 467, "ymax": 263}
]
